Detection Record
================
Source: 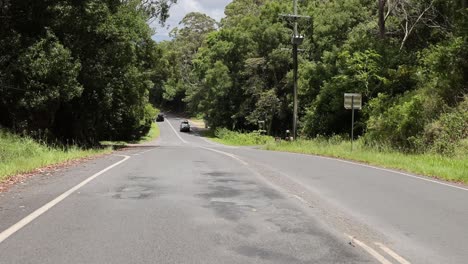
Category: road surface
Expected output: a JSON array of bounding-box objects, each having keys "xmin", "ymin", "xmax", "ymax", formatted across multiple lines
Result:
[{"xmin": 0, "ymin": 116, "xmax": 467, "ymax": 263}]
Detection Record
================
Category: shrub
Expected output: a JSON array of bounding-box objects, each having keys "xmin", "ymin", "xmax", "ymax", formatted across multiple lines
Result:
[
  {"xmin": 214, "ymin": 128, "xmax": 274, "ymax": 146},
  {"xmin": 365, "ymin": 91, "xmax": 444, "ymax": 151},
  {"xmin": 139, "ymin": 104, "xmax": 159, "ymax": 136},
  {"xmin": 421, "ymin": 97, "xmax": 468, "ymax": 155}
]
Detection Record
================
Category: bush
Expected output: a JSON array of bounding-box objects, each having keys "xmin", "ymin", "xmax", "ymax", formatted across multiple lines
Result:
[
  {"xmin": 365, "ymin": 92, "xmax": 444, "ymax": 151},
  {"xmin": 138, "ymin": 104, "xmax": 159, "ymax": 137},
  {"xmin": 214, "ymin": 128, "xmax": 274, "ymax": 146},
  {"xmin": 421, "ymin": 97, "xmax": 468, "ymax": 155}
]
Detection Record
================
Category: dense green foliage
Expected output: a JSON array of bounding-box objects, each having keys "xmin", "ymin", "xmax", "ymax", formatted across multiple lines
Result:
[
  {"xmin": 155, "ymin": 0, "xmax": 467, "ymax": 155},
  {"xmin": 205, "ymin": 127, "xmax": 467, "ymax": 182},
  {"xmin": 213, "ymin": 127, "xmax": 274, "ymax": 146},
  {"xmin": 0, "ymin": 0, "xmax": 175, "ymax": 145}
]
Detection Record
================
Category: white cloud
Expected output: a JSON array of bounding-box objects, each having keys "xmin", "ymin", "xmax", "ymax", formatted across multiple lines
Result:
[{"xmin": 152, "ymin": 0, "xmax": 232, "ymax": 41}]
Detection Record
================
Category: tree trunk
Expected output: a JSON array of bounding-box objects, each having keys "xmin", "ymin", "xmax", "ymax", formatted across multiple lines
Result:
[{"xmin": 378, "ymin": 0, "xmax": 386, "ymax": 38}]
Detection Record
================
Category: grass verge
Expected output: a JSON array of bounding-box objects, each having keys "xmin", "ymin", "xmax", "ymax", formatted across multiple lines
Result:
[
  {"xmin": 265, "ymin": 139, "xmax": 468, "ymax": 184},
  {"xmin": 0, "ymin": 131, "xmax": 111, "ymax": 182},
  {"xmin": 208, "ymin": 128, "xmax": 274, "ymax": 146},
  {"xmin": 138, "ymin": 122, "xmax": 160, "ymax": 143},
  {"xmin": 203, "ymin": 129, "xmax": 467, "ymax": 184}
]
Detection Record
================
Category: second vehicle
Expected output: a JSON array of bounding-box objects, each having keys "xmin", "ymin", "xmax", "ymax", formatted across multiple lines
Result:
[{"xmin": 180, "ymin": 120, "xmax": 190, "ymax": 132}]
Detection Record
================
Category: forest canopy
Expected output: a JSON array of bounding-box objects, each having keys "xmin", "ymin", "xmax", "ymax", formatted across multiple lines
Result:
[
  {"xmin": 1, "ymin": 0, "xmax": 466, "ymax": 155},
  {"xmin": 154, "ymin": 0, "xmax": 467, "ymax": 154},
  {"xmin": 0, "ymin": 0, "xmax": 176, "ymax": 145}
]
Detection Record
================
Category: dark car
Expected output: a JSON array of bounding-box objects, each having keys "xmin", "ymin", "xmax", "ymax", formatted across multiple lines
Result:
[
  {"xmin": 156, "ymin": 113, "xmax": 164, "ymax": 122},
  {"xmin": 180, "ymin": 120, "xmax": 190, "ymax": 132}
]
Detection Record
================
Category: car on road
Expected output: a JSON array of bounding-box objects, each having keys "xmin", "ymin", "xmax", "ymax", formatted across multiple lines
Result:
[
  {"xmin": 156, "ymin": 113, "xmax": 164, "ymax": 122},
  {"xmin": 180, "ymin": 120, "xmax": 190, "ymax": 132}
]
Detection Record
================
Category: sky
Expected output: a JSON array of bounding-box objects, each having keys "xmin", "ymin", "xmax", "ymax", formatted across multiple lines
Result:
[{"xmin": 152, "ymin": 0, "xmax": 233, "ymax": 41}]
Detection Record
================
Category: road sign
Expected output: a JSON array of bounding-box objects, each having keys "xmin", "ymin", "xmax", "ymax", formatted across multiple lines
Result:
[
  {"xmin": 344, "ymin": 93, "xmax": 362, "ymax": 151},
  {"xmin": 344, "ymin": 93, "xmax": 362, "ymax": 110}
]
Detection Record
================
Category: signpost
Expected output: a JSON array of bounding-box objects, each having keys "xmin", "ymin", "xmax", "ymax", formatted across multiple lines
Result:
[
  {"xmin": 258, "ymin": 120, "xmax": 266, "ymax": 135},
  {"xmin": 344, "ymin": 93, "xmax": 362, "ymax": 151}
]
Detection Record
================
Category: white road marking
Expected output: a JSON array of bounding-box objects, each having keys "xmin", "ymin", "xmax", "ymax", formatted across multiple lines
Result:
[
  {"xmin": 293, "ymin": 194, "xmax": 308, "ymax": 204},
  {"xmin": 375, "ymin": 242, "xmax": 411, "ymax": 264},
  {"xmin": 200, "ymin": 147, "xmax": 248, "ymax": 166},
  {"xmin": 166, "ymin": 119, "xmax": 188, "ymax": 144},
  {"xmin": 0, "ymin": 155, "xmax": 131, "ymax": 244},
  {"xmin": 199, "ymin": 138, "xmax": 410, "ymax": 264},
  {"xmin": 200, "ymin": 137, "xmax": 239, "ymax": 149},
  {"xmin": 137, "ymin": 148, "xmax": 156, "ymax": 155},
  {"xmin": 345, "ymin": 234, "xmax": 393, "ymax": 264},
  {"xmin": 282, "ymin": 151, "xmax": 468, "ymax": 192}
]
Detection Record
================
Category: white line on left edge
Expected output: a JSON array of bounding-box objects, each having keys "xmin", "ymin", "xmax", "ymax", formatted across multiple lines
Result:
[{"xmin": 0, "ymin": 154, "xmax": 131, "ymax": 244}]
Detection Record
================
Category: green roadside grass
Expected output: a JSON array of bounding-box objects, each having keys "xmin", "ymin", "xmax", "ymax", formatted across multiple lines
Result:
[
  {"xmin": 205, "ymin": 129, "xmax": 467, "ymax": 184},
  {"xmin": 265, "ymin": 139, "xmax": 467, "ymax": 184},
  {"xmin": 138, "ymin": 122, "xmax": 160, "ymax": 143},
  {"xmin": 1, "ymin": 121, "xmax": 160, "ymax": 182},
  {"xmin": 0, "ymin": 131, "xmax": 111, "ymax": 182},
  {"xmin": 207, "ymin": 128, "xmax": 274, "ymax": 146}
]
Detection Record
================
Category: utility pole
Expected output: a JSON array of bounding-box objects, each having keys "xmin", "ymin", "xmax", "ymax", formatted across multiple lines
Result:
[
  {"xmin": 280, "ymin": 0, "xmax": 309, "ymax": 140},
  {"xmin": 292, "ymin": 0, "xmax": 299, "ymax": 141}
]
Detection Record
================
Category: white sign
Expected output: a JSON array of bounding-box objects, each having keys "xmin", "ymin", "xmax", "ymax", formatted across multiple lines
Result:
[{"xmin": 344, "ymin": 93, "xmax": 362, "ymax": 110}]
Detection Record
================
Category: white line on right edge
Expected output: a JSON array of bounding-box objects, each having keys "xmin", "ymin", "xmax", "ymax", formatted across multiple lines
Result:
[
  {"xmin": 199, "ymin": 147, "xmax": 248, "ymax": 166},
  {"xmin": 199, "ymin": 145, "xmax": 406, "ymax": 264},
  {"xmin": 166, "ymin": 119, "xmax": 188, "ymax": 144},
  {"xmin": 200, "ymin": 136, "xmax": 238, "ymax": 149},
  {"xmin": 0, "ymin": 154, "xmax": 131, "ymax": 244},
  {"xmin": 325, "ymin": 155, "xmax": 468, "ymax": 192},
  {"xmin": 375, "ymin": 242, "xmax": 411, "ymax": 264},
  {"xmin": 293, "ymin": 194, "xmax": 308, "ymax": 204},
  {"xmin": 278, "ymin": 151, "xmax": 468, "ymax": 192},
  {"xmin": 345, "ymin": 234, "xmax": 393, "ymax": 264}
]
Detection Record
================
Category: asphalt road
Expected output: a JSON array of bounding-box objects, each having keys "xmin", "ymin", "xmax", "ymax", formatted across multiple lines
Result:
[{"xmin": 0, "ymin": 116, "xmax": 467, "ymax": 264}]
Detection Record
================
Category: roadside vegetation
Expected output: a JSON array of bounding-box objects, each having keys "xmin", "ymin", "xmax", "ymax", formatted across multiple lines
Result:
[
  {"xmin": 153, "ymin": 0, "xmax": 466, "ymax": 183},
  {"xmin": 1, "ymin": 1, "xmax": 174, "ymax": 146},
  {"xmin": 1, "ymin": 1, "xmax": 466, "ymax": 183},
  {"xmin": 0, "ymin": 131, "xmax": 110, "ymax": 182},
  {"xmin": 140, "ymin": 122, "xmax": 161, "ymax": 143},
  {"xmin": 100, "ymin": 121, "xmax": 160, "ymax": 147},
  {"xmin": 266, "ymin": 138, "xmax": 468, "ymax": 184},
  {"xmin": 208, "ymin": 128, "xmax": 274, "ymax": 146},
  {"xmin": 1, "ymin": 116, "xmax": 159, "ymax": 182},
  {"xmin": 207, "ymin": 130, "xmax": 467, "ymax": 184}
]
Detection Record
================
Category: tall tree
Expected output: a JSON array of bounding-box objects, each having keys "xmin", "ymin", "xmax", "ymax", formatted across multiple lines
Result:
[{"xmin": 1, "ymin": 0, "xmax": 175, "ymax": 144}]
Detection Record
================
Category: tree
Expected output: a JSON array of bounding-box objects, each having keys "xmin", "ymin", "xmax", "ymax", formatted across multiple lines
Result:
[
  {"xmin": 1, "ymin": 0, "xmax": 175, "ymax": 144},
  {"xmin": 154, "ymin": 0, "xmax": 466, "ymax": 153},
  {"xmin": 247, "ymin": 90, "xmax": 280, "ymax": 134},
  {"xmin": 153, "ymin": 12, "xmax": 217, "ymax": 111}
]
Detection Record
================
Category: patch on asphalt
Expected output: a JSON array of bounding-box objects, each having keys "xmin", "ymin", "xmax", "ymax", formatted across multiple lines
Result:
[
  {"xmin": 234, "ymin": 245, "xmax": 301, "ymax": 263},
  {"xmin": 112, "ymin": 185, "xmax": 156, "ymax": 200}
]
